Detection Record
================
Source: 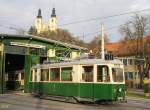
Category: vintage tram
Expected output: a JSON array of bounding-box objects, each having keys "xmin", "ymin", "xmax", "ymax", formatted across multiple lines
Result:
[{"xmin": 29, "ymin": 59, "xmax": 126, "ymax": 103}]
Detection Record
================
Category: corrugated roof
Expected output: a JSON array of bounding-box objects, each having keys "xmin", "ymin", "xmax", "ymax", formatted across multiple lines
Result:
[{"xmin": 0, "ymin": 34, "xmax": 87, "ymax": 50}]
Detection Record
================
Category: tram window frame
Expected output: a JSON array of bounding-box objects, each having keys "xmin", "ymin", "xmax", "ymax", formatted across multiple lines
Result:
[
  {"xmin": 50, "ymin": 68, "xmax": 60, "ymax": 81},
  {"xmin": 30, "ymin": 69, "xmax": 37, "ymax": 82},
  {"xmin": 97, "ymin": 65, "xmax": 110, "ymax": 82},
  {"xmin": 30, "ymin": 69, "xmax": 33, "ymax": 81},
  {"xmin": 61, "ymin": 67, "xmax": 73, "ymax": 81},
  {"xmin": 40, "ymin": 69, "xmax": 49, "ymax": 82},
  {"xmin": 34, "ymin": 69, "xmax": 38, "ymax": 82},
  {"xmin": 82, "ymin": 65, "xmax": 94, "ymax": 82}
]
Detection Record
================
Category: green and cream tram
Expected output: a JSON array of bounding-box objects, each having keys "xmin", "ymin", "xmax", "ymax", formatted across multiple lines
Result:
[{"xmin": 29, "ymin": 59, "xmax": 126, "ymax": 103}]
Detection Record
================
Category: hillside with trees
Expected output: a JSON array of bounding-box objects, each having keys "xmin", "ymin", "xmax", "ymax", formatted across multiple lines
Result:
[{"xmin": 28, "ymin": 27, "xmax": 87, "ymax": 47}]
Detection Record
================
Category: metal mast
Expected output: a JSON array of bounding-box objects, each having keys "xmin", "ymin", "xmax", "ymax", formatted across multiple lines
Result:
[{"xmin": 101, "ymin": 23, "xmax": 105, "ymax": 60}]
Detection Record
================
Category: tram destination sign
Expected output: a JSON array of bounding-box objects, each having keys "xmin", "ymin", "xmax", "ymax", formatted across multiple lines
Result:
[{"xmin": 10, "ymin": 42, "xmax": 45, "ymax": 49}]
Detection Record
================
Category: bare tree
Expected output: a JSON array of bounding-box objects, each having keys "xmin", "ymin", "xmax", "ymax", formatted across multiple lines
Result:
[
  {"xmin": 88, "ymin": 34, "xmax": 109, "ymax": 58},
  {"xmin": 120, "ymin": 14, "xmax": 150, "ymax": 88}
]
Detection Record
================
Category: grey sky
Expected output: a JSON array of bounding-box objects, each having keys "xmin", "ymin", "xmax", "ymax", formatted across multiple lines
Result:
[{"xmin": 0, "ymin": 0, "xmax": 150, "ymax": 42}]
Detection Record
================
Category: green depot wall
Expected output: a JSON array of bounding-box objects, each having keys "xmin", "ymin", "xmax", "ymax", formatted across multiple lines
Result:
[{"xmin": 0, "ymin": 35, "xmax": 83, "ymax": 94}]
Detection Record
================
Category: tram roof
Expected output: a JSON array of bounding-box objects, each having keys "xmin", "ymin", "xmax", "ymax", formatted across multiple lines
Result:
[
  {"xmin": 0, "ymin": 34, "xmax": 87, "ymax": 50},
  {"xmin": 33, "ymin": 59, "xmax": 123, "ymax": 68}
]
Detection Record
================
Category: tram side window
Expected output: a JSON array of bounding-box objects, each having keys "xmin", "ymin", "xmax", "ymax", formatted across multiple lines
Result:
[
  {"xmin": 82, "ymin": 66, "xmax": 93, "ymax": 82},
  {"xmin": 50, "ymin": 68, "xmax": 60, "ymax": 81},
  {"xmin": 40, "ymin": 69, "xmax": 49, "ymax": 81},
  {"xmin": 61, "ymin": 67, "xmax": 72, "ymax": 81},
  {"xmin": 97, "ymin": 65, "xmax": 110, "ymax": 82}
]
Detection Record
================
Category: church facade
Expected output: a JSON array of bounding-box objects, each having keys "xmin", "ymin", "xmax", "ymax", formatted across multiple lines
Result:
[{"xmin": 35, "ymin": 8, "xmax": 57, "ymax": 34}]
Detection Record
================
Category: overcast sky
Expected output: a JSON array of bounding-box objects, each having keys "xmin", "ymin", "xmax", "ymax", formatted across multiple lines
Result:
[{"xmin": 0, "ymin": 0, "xmax": 150, "ymax": 42}]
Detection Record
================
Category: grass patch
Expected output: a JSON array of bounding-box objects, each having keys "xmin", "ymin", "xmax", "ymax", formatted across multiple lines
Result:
[{"xmin": 127, "ymin": 92, "xmax": 150, "ymax": 99}]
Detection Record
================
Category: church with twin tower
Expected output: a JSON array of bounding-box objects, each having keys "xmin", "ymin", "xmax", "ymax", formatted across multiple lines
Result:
[{"xmin": 35, "ymin": 8, "xmax": 57, "ymax": 34}]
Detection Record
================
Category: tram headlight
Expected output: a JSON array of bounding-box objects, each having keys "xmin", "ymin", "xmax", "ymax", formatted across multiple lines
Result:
[{"xmin": 118, "ymin": 88, "xmax": 122, "ymax": 92}]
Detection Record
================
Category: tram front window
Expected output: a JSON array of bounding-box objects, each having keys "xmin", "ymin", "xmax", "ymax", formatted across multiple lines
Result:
[
  {"xmin": 112, "ymin": 68, "xmax": 124, "ymax": 82},
  {"xmin": 97, "ymin": 65, "xmax": 110, "ymax": 82}
]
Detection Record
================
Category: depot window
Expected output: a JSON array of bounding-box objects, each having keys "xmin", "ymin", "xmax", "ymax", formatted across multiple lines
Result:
[
  {"xmin": 123, "ymin": 59, "xmax": 127, "ymax": 65},
  {"xmin": 50, "ymin": 68, "xmax": 60, "ymax": 81}
]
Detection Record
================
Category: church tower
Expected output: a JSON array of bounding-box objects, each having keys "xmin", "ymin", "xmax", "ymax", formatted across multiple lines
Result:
[
  {"xmin": 35, "ymin": 9, "xmax": 43, "ymax": 34},
  {"xmin": 49, "ymin": 8, "xmax": 57, "ymax": 32}
]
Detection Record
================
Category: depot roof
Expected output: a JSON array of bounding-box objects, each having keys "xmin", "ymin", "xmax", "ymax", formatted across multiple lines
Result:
[{"xmin": 0, "ymin": 34, "xmax": 87, "ymax": 51}]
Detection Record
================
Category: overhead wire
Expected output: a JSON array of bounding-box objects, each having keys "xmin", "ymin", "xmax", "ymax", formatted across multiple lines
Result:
[
  {"xmin": 76, "ymin": 14, "xmax": 150, "ymax": 40},
  {"xmin": 58, "ymin": 8, "xmax": 150, "ymax": 26}
]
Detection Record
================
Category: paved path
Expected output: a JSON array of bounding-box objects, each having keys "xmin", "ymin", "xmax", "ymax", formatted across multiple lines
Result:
[
  {"xmin": 0, "ymin": 93, "xmax": 150, "ymax": 110},
  {"xmin": 127, "ymin": 88, "xmax": 144, "ymax": 95}
]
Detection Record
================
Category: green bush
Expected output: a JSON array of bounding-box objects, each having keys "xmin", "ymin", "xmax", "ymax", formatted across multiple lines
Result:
[{"xmin": 144, "ymin": 84, "xmax": 150, "ymax": 93}]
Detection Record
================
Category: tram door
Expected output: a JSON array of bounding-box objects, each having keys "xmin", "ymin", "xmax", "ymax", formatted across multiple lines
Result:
[{"xmin": 79, "ymin": 66, "xmax": 94, "ymax": 99}]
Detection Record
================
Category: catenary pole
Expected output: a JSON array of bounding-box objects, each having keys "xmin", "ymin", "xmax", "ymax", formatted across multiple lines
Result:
[{"xmin": 101, "ymin": 23, "xmax": 105, "ymax": 60}]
